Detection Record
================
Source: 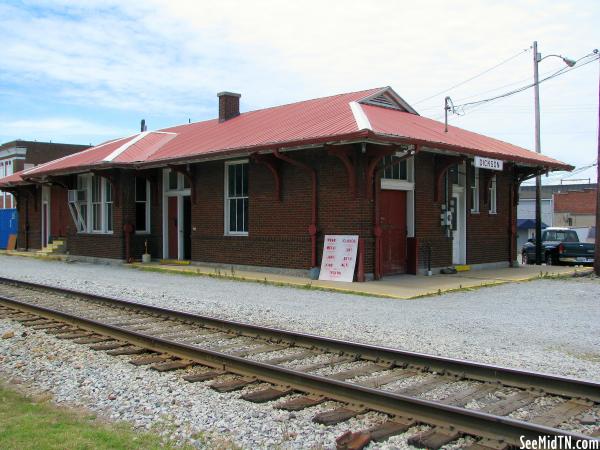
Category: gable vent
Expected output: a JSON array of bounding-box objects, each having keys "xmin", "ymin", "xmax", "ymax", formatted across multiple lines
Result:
[{"xmin": 363, "ymin": 93, "xmax": 403, "ymax": 111}]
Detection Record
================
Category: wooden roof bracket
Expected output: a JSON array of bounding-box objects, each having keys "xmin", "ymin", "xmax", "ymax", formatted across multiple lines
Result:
[
  {"xmin": 45, "ymin": 176, "xmax": 69, "ymax": 190},
  {"xmin": 327, "ymin": 145, "xmax": 357, "ymax": 198},
  {"xmin": 365, "ymin": 146, "xmax": 396, "ymax": 200},
  {"xmin": 168, "ymin": 164, "xmax": 196, "ymax": 205},
  {"xmin": 434, "ymin": 154, "xmax": 463, "ymax": 202},
  {"xmin": 251, "ymin": 153, "xmax": 281, "ymax": 201},
  {"xmin": 92, "ymin": 170, "xmax": 120, "ymax": 208}
]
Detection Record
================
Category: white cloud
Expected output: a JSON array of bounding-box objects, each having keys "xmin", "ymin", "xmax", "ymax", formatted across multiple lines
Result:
[{"xmin": 1, "ymin": 0, "xmax": 598, "ymax": 180}]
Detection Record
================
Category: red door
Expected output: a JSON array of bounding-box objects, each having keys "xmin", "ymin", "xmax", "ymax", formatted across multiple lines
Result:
[
  {"xmin": 50, "ymin": 187, "xmax": 69, "ymax": 237},
  {"xmin": 380, "ymin": 190, "xmax": 407, "ymax": 275},
  {"xmin": 168, "ymin": 197, "xmax": 178, "ymax": 259}
]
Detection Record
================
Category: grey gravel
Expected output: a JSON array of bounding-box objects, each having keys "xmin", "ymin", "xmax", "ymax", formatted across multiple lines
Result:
[
  {"xmin": 1, "ymin": 256, "xmax": 598, "ymax": 382},
  {"xmin": 1, "ymin": 255, "xmax": 599, "ymax": 448}
]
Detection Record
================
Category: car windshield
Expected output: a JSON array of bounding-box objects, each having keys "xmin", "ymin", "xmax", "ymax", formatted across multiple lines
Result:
[{"xmin": 544, "ymin": 230, "xmax": 579, "ymax": 242}]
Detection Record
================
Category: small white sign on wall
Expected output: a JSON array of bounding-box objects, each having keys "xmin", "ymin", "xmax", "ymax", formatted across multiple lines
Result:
[
  {"xmin": 319, "ymin": 235, "xmax": 359, "ymax": 283},
  {"xmin": 474, "ymin": 156, "xmax": 503, "ymax": 171}
]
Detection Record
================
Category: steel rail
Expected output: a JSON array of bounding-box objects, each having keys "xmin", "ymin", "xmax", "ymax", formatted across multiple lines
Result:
[
  {"xmin": 0, "ymin": 293, "xmax": 597, "ymax": 446},
  {"xmin": 0, "ymin": 276, "xmax": 597, "ymax": 403}
]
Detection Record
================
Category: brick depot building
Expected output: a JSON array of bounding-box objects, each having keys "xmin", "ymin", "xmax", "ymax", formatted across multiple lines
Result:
[{"xmin": 0, "ymin": 87, "xmax": 571, "ymax": 279}]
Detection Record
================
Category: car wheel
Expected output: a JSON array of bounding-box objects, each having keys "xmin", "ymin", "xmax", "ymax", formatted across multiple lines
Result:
[{"xmin": 545, "ymin": 253, "xmax": 553, "ymax": 266}]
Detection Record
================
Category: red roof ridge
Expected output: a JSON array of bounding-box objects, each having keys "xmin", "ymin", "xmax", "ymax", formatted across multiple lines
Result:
[{"xmin": 162, "ymin": 87, "xmax": 386, "ymax": 132}]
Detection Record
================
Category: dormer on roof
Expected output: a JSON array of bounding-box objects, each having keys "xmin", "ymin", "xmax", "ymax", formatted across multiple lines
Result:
[{"xmin": 358, "ymin": 86, "xmax": 419, "ymax": 115}]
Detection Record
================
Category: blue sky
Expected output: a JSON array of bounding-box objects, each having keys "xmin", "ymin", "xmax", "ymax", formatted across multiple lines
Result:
[{"xmin": 0, "ymin": 0, "xmax": 598, "ymax": 182}]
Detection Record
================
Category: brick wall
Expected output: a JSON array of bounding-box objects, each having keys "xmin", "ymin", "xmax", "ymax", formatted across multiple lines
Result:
[
  {"xmin": 10, "ymin": 145, "xmax": 518, "ymax": 273},
  {"xmin": 414, "ymin": 152, "xmax": 453, "ymax": 269},
  {"xmin": 465, "ymin": 164, "xmax": 513, "ymax": 265},
  {"xmin": 191, "ymin": 145, "xmax": 374, "ymax": 270},
  {"xmin": 15, "ymin": 187, "xmax": 42, "ymax": 250}
]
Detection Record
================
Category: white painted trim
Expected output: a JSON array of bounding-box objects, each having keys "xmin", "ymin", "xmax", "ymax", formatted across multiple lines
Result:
[
  {"xmin": 102, "ymin": 132, "xmax": 149, "ymax": 162},
  {"xmin": 452, "ymin": 186, "xmax": 467, "ymax": 265},
  {"xmin": 102, "ymin": 131, "xmax": 177, "ymax": 163},
  {"xmin": 134, "ymin": 178, "xmax": 151, "ymax": 234},
  {"xmin": 357, "ymin": 86, "xmax": 419, "ymax": 115},
  {"xmin": 224, "ymin": 160, "xmax": 249, "ymax": 236},
  {"xmin": 349, "ymin": 102, "xmax": 372, "ymax": 131},
  {"xmin": 380, "ymin": 179, "xmax": 414, "ymax": 191},
  {"xmin": 162, "ymin": 168, "xmax": 191, "ymax": 260},
  {"xmin": 0, "ymin": 147, "xmax": 27, "ymax": 159}
]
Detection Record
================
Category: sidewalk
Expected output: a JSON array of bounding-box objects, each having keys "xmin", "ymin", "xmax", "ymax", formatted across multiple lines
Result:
[
  {"xmin": 129, "ymin": 260, "xmax": 591, "ymax": 299},
  {"xmin": 1, "ymin": 249, "xmax": 591, "ymax": 299}
]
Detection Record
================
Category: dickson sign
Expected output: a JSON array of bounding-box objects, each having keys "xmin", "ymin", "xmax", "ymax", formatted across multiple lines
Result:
[{"xmin": 474, "ymin": 156, "xmax": 503, "ymax": 171}]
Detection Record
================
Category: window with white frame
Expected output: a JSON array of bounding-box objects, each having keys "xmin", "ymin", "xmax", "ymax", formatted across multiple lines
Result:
[
  {"xmin": 225, "ymin": 161, "xmax": 248, "ymax": 235},
  {"xmin": 381, "ymin": 155, "xmax": 410, "ymax": 181},
  {"xmin": 72, "ymin": 174, "xmax": 113, "ymax": 233},
  {"xmin": 76, "ymin": 175, "xmax": 89, "ymax": 231},
  {"xmin": 470, "ymin": 165, "xmax": 479, "ymax": 213},
  {"xmin": 489, "ymin": 174, "xmax": 497, "ymax": 214},
  {"xmin": 165, "ymin": 168, "xmax": 190, "ymax": 192},
  {"xmin": 105, "ymin": 179, "xmax": 113, "ymax": 232},
  {"xmin": 135, "ymin": 177, "xmax": 150, "ymax": 233}
]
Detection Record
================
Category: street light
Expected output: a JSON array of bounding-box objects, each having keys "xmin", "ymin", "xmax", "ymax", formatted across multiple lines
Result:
[{"xmin": 532, "ymin": 41, "xmax": 576, "ymax": 265}]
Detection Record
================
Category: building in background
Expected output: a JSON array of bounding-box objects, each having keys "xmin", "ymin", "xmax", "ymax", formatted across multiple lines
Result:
[
  {"xmin": 554, "ymin": 187, "xmax": 597, "ymax": 243},
  {"xmin": 517, "ymin": 183, "xmax": 597, "ymax": 249},
  {"xmin": 0, "ymin": 140, "xmax": 89, "ymax": 249},
  {"xmin": 0, "ymin": 140, "xmax": 89, "ymax": 209}
]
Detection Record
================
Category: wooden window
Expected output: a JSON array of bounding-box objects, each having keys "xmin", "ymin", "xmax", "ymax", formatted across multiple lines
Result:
[
  {"xmin": 381, "ymin": 155, "xmax": 408, "ymax": 180},
  {"xmin": 135, "ymin": 177, "xmax": 150, "ymax": 233},
  {"xmin": 489, "ymin": 175, "xmax": 497, "ymax": 214},
  {"xmin": 471, "ymin": 165, "xmax": 479, "ymax": 213},
  {"xmin": 225, "ymin": 161, "xmax": 248, "ymax": 235}
]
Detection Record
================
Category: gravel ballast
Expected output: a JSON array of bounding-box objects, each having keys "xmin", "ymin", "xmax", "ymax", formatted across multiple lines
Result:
[{"xmin": 1, "ymin": 255, "xmax": 599, "ymax": 448}]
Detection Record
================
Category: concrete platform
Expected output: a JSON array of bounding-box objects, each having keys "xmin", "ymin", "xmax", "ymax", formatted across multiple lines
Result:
[
  {"xmin": 129, "ymin": 261, "xmax": 592, "ymax": 299},
  {"xmin": 1, "ymin": 249, "xmax": 591, "ymax": 299}
]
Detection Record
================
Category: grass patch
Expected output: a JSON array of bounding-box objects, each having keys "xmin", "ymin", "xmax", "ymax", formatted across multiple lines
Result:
[{"xmin": 0, "ymin": 383, "xmax": 190, "ymax": 450}]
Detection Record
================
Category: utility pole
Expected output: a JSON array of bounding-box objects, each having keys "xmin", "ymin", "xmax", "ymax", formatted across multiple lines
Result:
[
  {"xmin": 595, "ymin": 53, "xmax": 600, "ymax": 276},
  {"xmin": 533, "ymin": 41, "xmax": 543, "ymax": 265}
]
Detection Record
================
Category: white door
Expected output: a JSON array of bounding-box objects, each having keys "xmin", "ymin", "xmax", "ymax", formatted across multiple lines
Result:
[{"xmin": 452, "ymin": 187, "xmax": 466, "ymax": 265}]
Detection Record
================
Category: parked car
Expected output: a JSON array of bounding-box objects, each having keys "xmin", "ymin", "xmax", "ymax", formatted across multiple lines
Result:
[{"xmin": 521, "ymin": 227, "xmax": 595, "ymax": 266}]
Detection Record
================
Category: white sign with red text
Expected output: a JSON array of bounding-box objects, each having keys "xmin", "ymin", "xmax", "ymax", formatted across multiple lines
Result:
[{"xmin": 319, "ymin": 235, "xmax": 358, "ymax": 283}]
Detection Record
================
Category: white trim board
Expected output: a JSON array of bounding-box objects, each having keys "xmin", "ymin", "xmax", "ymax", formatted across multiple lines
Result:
[{"xmin": 349, "ymin": 102, "xmax": 372, "ymax": 131}]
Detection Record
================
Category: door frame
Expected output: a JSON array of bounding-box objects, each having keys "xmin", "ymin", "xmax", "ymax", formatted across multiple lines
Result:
[
  {"xmin": 162, "ymin": 169, "xmax": 191, "ymax": 260},
  {"xmin": 452, "ymin": 185, "xmax": 467, "ymax": 265}
]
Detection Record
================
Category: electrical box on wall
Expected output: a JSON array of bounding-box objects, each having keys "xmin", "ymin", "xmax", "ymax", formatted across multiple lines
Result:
[{"xmin": 440, "ymin": 204, "xmax": 453, "ymax": 227}]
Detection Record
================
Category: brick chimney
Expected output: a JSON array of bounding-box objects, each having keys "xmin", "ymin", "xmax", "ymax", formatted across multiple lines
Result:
[{"xmin": 217, "ymin": 91, "xmax": 241, "ymax": 122}]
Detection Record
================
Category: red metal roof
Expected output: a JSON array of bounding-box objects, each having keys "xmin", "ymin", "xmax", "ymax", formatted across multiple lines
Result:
[
  {"xmin": 0, "ymin": 170, "xmax": 26, "ymax": 186},
  {"xmin": 362, "ymin": 104, "xmax": 569, "ymax": 168},
  {"xmin": 2, "ymin": 86, "xmax": 572, "ymax": 184}
]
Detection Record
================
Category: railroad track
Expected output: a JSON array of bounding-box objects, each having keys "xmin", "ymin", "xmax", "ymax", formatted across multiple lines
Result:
[{"xmin": 0, "ymin": 276, "xmax": 598, "ymax": 449}]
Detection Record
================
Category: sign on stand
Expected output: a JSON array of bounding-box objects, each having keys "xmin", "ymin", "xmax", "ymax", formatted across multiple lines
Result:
[{"xmin": 319, "ymin": 235, "xmax": 358, "ymax": 282}]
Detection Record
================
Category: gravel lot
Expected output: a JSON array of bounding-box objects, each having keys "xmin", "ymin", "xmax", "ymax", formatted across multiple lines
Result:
[{"xmin": 1, "ymin": 255, "xmax": 599, "ymax": 448}]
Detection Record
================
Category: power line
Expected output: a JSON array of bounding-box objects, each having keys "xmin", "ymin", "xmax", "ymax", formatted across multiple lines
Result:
[
  {"xmin": 413, "ymin": 48, "xmax": 529, "ymax": 105},
  {"xmin": 451, "ymin": 52, "xmax": 599, "ymax": 114}
]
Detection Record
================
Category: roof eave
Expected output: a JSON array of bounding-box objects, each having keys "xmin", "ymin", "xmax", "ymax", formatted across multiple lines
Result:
[{"xmin": 365, "ymin": 131, "xmax": 573, "ymax": 171}]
